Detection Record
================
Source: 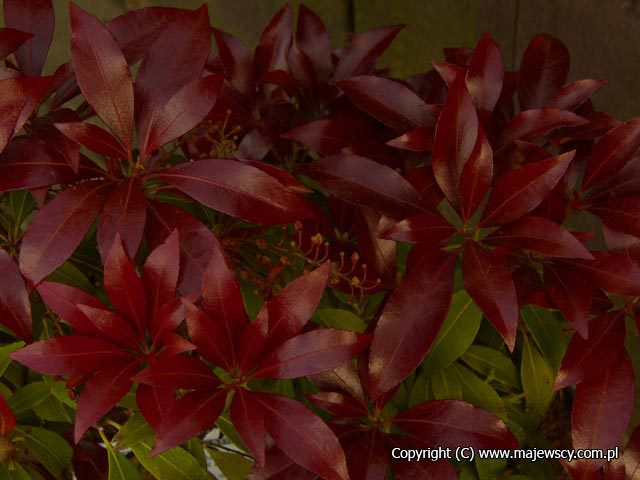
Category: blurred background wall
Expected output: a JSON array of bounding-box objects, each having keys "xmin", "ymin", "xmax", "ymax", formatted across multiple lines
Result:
[{"xmin": 3, "ymin": 0, "xmax": 639, "ymax": 119}]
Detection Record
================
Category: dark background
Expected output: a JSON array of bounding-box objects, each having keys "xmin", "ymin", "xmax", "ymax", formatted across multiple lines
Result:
[{"xmin": 4, "ymin": 0, "xmax": 639, "ymax": 119}]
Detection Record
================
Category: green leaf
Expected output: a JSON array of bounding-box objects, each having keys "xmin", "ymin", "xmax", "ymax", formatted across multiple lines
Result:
[
  {"xmin": 422, "ymin": 290, "xmax": 482, "ymax": 377},
  {"xmin": 114, "ymin": 415, "xmax": 154, "ymax": 450},
  {"xmin": 43, "ymin": 377, "xmax": 76, "ymax": 408},
  {"xmin": 185, "ymin": 439, "xmax": 207, "ymax": 470},
  {"xmin": 9, "ymin": 189, "xmax": 35, "ymax": 237},
  {"xmin": 0, "ymin": 462, "xmax": 32, "ymax": 480},
  {"xmin": 312, "ymin": 308, "xmax": 366, "ymax": 332},
  {"xmin": 451, "ymin": 363, "xmax": 505, "ymax": 419},
  {"xmin": 476, "ymin": 457, "xmax": 506, "ymax": 480},
  {"xmin": 21, "ymin": 466, "xmax": 44, "ymax": 480},
  {"xmin": 8, "ymin": 382, "xmax": 50, "ymax": 414},
  {"xmin": 46, "ymin": 262, "xmax": 94, "ymax": 293},
  {"xmin": 521, "ymin": 335, "xmax": 554, "ymax": 422},
  {"xmin": 103, "ymin": 433, "xmax": 142, "ymax": 480},
  {"xmin": 408, "ymin": 373, "xmax": 431, "ymax": 407},
  {"xmin": 131, "ymin": 439, "xmax": 209, "ymax": 480},
  {"xmin": 215, "ymin": 414, "xmax": 247, "ymax": 453},
  {"xmin": 16, "ymin": 426, "xmax": 73, "ymax": 479},
  {"xmin": 431, "ymin": 365, "xmax": 462, "ymax": 400},
  {"xmin": 207, "ymin": 449, "xmax": 254, "ymax": 480},
  {"xmin": 520, "ymin": 305, "xmax": 567, "ymax": 370},
  {"xmin": 33, "ymin": 395, "xmax": 73, "ymax": 423},
  {"xmin": 0, "ymin": 343, "xmax": 25, "ymax": 378},
  {"xmin": 461, "ymin": 345, "xmax": 519, "ymax": 386}
]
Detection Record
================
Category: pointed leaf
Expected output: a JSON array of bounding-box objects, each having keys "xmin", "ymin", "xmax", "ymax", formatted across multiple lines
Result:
[
  {"xmin": 387, "ymin": 126, "xmax": 435, "ymax": 152},
  {"xmin": 0, "ymin": 28, "xmax": 32, "ymax": 60},
  {"xmin": 590, "ymin": 195, "xmax": 640, "ymax": 240},
  {"xmin": 253, "ymin": 4, "xmax": 291, "ymax": 77},
  {"xmin": 231, "ymin": 389, "xmax": 265, "ymax": 466},
  {"xmin": 133, "ymin": 355, "xmax": 218, "ymax": 390},
  {"xmin": 76, "ymin": 305, "xmax": 138, "ymax": 350},
  {"xmin": 36, "ymin": 282, "xmax": 103, "ymax": 335},
  {"xmin": 213, "ymin": 29, "xmax": 254, "ymax": 98},
  {"xmin": 0, "ymin": 396, "xmax": 15, "ymax": 436},
  {"xmin": 296, "ymin": 5, "xmax": 331, "ymax": 81},
  {"xmin": 521, "ymin": 335, "xmax": 554, "ymax": 420},
  {"xmin": 545, "ymin": 79, "xmax": 607, "ymax": 110},
  {"xmin": 306, "ymin": 391, "xmax": 368, "ymax": 418},
  {"xmin": 563, "ymin": 252, "xmax": 640, "ymax": 296},
  {"xmin": 0, "ymin": 249, "xmax": 31, "ymax": 341},
  {"xmin": 544, "ymin": 264, "xmax": 592, "ymax": 338},
  {"xmin": 466, "ymin": 31, "xmax": 504, "ymax": 111},
  {"xmin": 105, "ymin": 434, "xmax": 142, "ymax": 480},
  {"xmin": 131, "ymin": 437, "xmax": 208, "ymax": 480},
  {"xmin": 54, "ymin": 122, "xmax": 128, "ymax": 159},
  {"xmin": 136, "ymin": 384, "xmax": 175, "ymax": 432},
  {"xmin": 381, "ymin": 212, "xmax": 454, "ymax": 246},
  {"xmin": 460, "ymin": 126, "xmax": 493, "ymax": 220},
  {"xmin": 497, "ymin": 109, "xmax": 586, "ymax": 148},
  {"xmin": 142, "ymin": 229, "xmax": 179, "ymax": 325},
  {"xmin": 184, "ymin": 300, "xmax": 232, "ymax": 370}
]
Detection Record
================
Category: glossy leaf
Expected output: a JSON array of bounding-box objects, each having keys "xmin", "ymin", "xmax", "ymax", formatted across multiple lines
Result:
[
  {"xmin": 133, "ymin": 355, "xmax": 217, "ymax": 390},
  {"xmin": 231, "ymin": 389, "xmax": 266, "ymax": 466},
  {"xmin": 386, "ymin": 126, "xmax": 434, "ymax": 152},
  {"xmin": 497, "ymin": 108, "xmax": 586, "ymax": 148},
  {"xmin": 564, "ymin": 252, "xmax": 640, "ymax": 296},
  {"xmin": 104, "ymin": 435, "xmax": 142, "ymax": 480},
  {"xmin": 184, "ymin": 300, "xmax": 232, "ymax": 369},
  {"xmin": 545, "ymin": 79, "xmax": 607, "ymax": 110},
  {"xmin": 521, "ymin": 335, "xmax": 554, "ymax": 420},
  {"xmin": 76, "ymin": 305, "xmax": 138, "ymax": 350},
  {"xmin": 54, "ymin": 122, "xmax": 128, "ymax": 159},
  {"xmin": 131, "ymin": 437, "xmax": 208, "ymax": 480},
  {"xmin": 253, "ymin": 4, "xmax": 291, "ymax": 77},
  {"xmin": 381, "ymin": 212, "xmax": 454, "ymax": 246},
  {"xmin": 467, "ymin": 31, "xmax": 504, "ymax": 111},
  {"xmin": 460, "ymin": 126, "xmax": 493, "ymax": 221},
  {"xmin": 544, "ymin": 263, "xmax": 592, "ymax": 338},
  {"xmin": 0, "ymin": 28, "xmax": 32, "ymax": 60},
  {"xmin": 0, "ymin": 396, "xmax": 15, "ymax": 437},
  {"xmin": 0, "ymin": 249, "xmax": 32, "ymax": 341},
  {"xmin": 283, "ymin": 117, "xmax": 378, "ymax": 156},
  {"xmin": 17, "ymin": 426, "xmax": 73, "ymax": 479},
  {"xmin": 142, "ymin": 229, "xmax": 179, "ymax": 326},
  {"xmin": 213, "ymin": 29, "xmax": 254, "ymax": 99},
  {"xmin": 296, "ymin": 5, "xmax": 331, "ymax": 81}
]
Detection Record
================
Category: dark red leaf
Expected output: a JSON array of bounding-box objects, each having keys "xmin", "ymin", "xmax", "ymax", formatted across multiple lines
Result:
[
  {"xmin": 0, "ymin": 28, "xmax": 33, "ymax": 60},
  {"xmin": 296, "ymin": 5, "xmax": 331, "ymax": 81},
  {"xmin": 480, "ymin": 151, "xmax": 574, "ymax": 227},
  {"xmin": 0, "ymin": 249, "xmax": 31, "ymax": 341},
  {"xmin": 518, "ymin": 34, "xmax": 570, "ymax": 110},
  {"xmin": 467, "ymin": 31, "xmax": 504, "ymax": 111},
  {"xmin": 76, "ymin": 305, "xmax": 138, "ymax": 350},
  {"xmin": 156, "ymin": 332, "xmax": 195, "ymax": 358},
  {"xmin": 368, "ymin": 249, "xmax": 456, "ymax": 399},
  {"xmin": 590, "ymin": 195, "xmax": 640, "ymax": 239},
  {"xmin": 444, "ymin": 47, "xmax": 473, "ymax": 66},
  {"xmin": 54, "ymin": 122, "xmax": 128, "ymax": 159},
  {"xmin": 247, "ymin": 448, "xmax": 316, "ymax": 480},
  {"xmin": 386, "ymin": 126, "xmax": 434, "ymax": 152},
  {"xmin": 346, "ymin": 431, "xmax": 388, "ymax": 480},
  {"xmin": 432, "ymin": 61, "xmax": 465, "ymax": 88},
  {"xmin": 381, "ymin": 212, "xmax": 454, "ymax": 246},
  {"xmin": 306, "ymin": 392, "xmax": 367, "ymax": 418},
  {"xmin": 104, "ymin": 235, "xmax": 148, "ymax": 334},
  {"xmin": 463, "ymin": 242, "xmax": 518, "ymax": 350},
  {"xmin": 333, "ymin": 25, "xmax": 403, "ymax": 82},
  {"xmin": 545, "ymin": 264, "xmax": 593, "ymax": 338},
  {"xmin": 588, "ymin": 156, "xmax": 640, "ymax": 201},
  {"xmin": 37, "ymin": 282, "xmax": 103, "ymax": 336},
  {"xmin": 563, "ymin": 252, "xmax": 640, "ymax": 296},
  {"xmin": 339, "ymin": 75, "xmax": 439, "ymax": 131},
  {"xmin": 255, "ymin": 392, "xmax": 349, "ymax": 480},
  {"xmin": 3, "ymin": 0, "xmax": 54, "ymax": 76},
  {"xmin": 554, "ymin": 313, "xmax": 625, "ymax": 390},
  {"xmin": 97, "ymin": 178, "xmax": 146, "ymax": 261},
  {"xmin": 19, "ymin": 181, "xmax": 111, "ymax": 286},
  {"xmin": 151, "ymin": 389, "xmax": 226, "ymax": 456},
  {"xmin": 546, "ymin": 79, "xmax": 607, "ymax": 111},
  {"xmin": 231, "ymin": 389, "xmax": 266, "ymax": 466},
  {"xmin": 254, "ymin": 4, "xmax": 291, "ymax": 77},
  {"xmin": 74, "ymin": 361, "xmax": 138, "ymax": 442},
  {"xmin": 355, "ymin": 207, "xmax": 397, "ymax": 286},
  {"xmin": 0, "ymin": 396, "xmax": 15, "ymax": 437},
  {"xmin": 238, "ymin": 159, "xmax": 311, "ymax": 194},
  {"xmin": 303, "ymin": 154, "xmax": 425, "ymax": 218},
  {"xmin": 394, "ymin": 399, "xmax": 518, "ymax": 450},
  {"xmin": 460, "ymin": 126, "xmax": 493, "ymax": 221},
  {"xmin": 183, "ymin": 299, "xmax": 232, "ymax": 370},
  {"xmin": 213, "ymin": 29, "xmax": 254, "ymax": 99},
  {"xmin": 152, "ymin": 159, "xmax": 312, "ymax": 225},
  {"xmin": 572, "ymin": 352, "xmax": 635, "ymax": 474},
  {"xmin": 142, "ymin": 229, "xmax": 179, "ymax": 325},
  {"xmin": 150, "ymin": 299, "xmax": 184, "ymax": 345},
  {"xmin": 136, "ymin": 384, "xmax": 175, "ymax": 432},
  {"xmin": 70, "ymin": 4, "xmax": 134, "ymax": 153},
  {"xmin": 497, "ymin": 108, "xmax": 586, "ymax": 148},
  {"xmin": 133, "ymin": 355, "xmax": 218, "ymax": 390},
  {"xmin": 10, "ymin": 336, "xmax": 129, "ymax": 376},
  {"xmin": 237, "ymin": 309, "xmax": 269, "ymax": 374}
]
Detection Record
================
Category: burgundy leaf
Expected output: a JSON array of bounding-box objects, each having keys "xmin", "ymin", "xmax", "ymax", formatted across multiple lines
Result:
[
  {"xmin": 582, "ymin": 118, "xmax": 640, "ymax": 190},
  {"xmin": 339, "ymin": 75, "xmax": 439, "ymax": 131},
  {"xmin": 156, "ymin": 332, "xmax": 195, "ymax": 358},
  {"xmin": 237, "ymin": 310, "xmax": 269, "ymax": 374},
  {"xmin": 54, "ymin": 122, "xmax": 128, "ymax": 159},
  {"xmin": 142, "ymin": 229, "xmax": 179, "ymax": 324},
  {"xmin": 296, "ymin": 5, "xmax": 331, "ymax": 81},
  {"xmin": 355, "ymin": 207, "xmax": 397, "ymax": 285},
  {"xmin": 253, "ymin": 4, "xmax": 291, "ymax": 77},
  {"xmin": 10, "ymin": 336, "xmax": 129, "ymax": 376},
  {"xmin": 431, "ymin": 73, "xmax": 478, "ymax": 205},
  {"xmin": 213, "ymin": 29, "xmax": 254, "ymax": 99},
  {"xmin": 432, "ymin": 61, "xmax": 465, "ymax": 87},
  {"xmin": 346, "ymin": 431, "xmax": 389, "ymax": 480},
  {"xmin": 0, "ymin": 249, "xmax": 31, "ymax": 341},
  {"xmin": 76, "ymin": 305, "xmax": 138, "ymax": 350},
  {"xmin": 381, "ymin": 213, "xmax": 454, "ymax": 246},
  {"xmin": 133, "ymin": 355, "xmax": 218, "ymax": 390},
  {"xmin": 386, "ymin": 126, "xmax": 434, "ymax": 152},
  {"xmin": 545, "ymin": 79, "xmax": 607, "ymax": 111},
  {"xmin": 248, "ymin": 448, "xmax": 316, "ymax": 480},
  {"xmin": 183, "ymin": 300, "xmax": 232, "ymax": 370},
  {"xmin": 368, "ymin": 249, "xmax": 456, "ymax": 399},
  {"xmin": 150, "ymin": 299, "xmax": 184, "ymax": 345},
  {"xmin": 74, "ymin": 361, "xmax": 138, "ymax": 442},
  {"xmin": 254, "ymin": 329, "xmax": 371, "ymax": 379},
  {"xmin": 3, "ymin": 0, "xmax": 54, "ymax": 76},
  {"xmin": 333, "ymin": 25, "xmax": 403, "ymax": 82},
  {"xmin": 572, "ymin": 352, "xmax": 635, "ymax": 474},
  {"xmin": 152, "ymin": 388, "xmax": 226, "ymax": 456},
  {"xmin": 544, "ymin": 264, "xmax": 593, "ymax": 338},
  {"xmin": 152, "ymin": 159, "xmax": 311, "ymax": 225},
  {"xmin": 97, "ymin": 178, "xmax": 146, "ymax": 260},
  {"xmin": 238, "ymin": 159, "xmax": 311, "ymax": 194},
  {"xmin": 497, "ymin": 108, "xmax": 586, "ymax": 148},
  {"xmin": 0, "ymin": 396, "xmax": 16, "ymax": 437},
  {"xmin": 135, "ymin": 6, "xmax": 210, "ymax": 158},
  {"xmin": 460, "ymin": 126, "xmax": 493, "ymax": 221},
  {"xmin": 563, "ymin": 252, "xmax": 640, "ymax": 296},
  {"xmin": 306, "ymin": 392, "xmax": 367, "ymax": 418},
  {"xmin": 19, "ymin": 181, "xmax": 111, "ymax": 285},
  {"xmin": 480, "ymin": 151, "xmax": 574, "ymax": 227},
  {"xmin": 467, "ymin": 31, "xmax": 504, "ymax": 111},
  {"xmin": 37, "ymin": 282, "xmax": 104, "ymax": 336},
  {"xmin": 553, "ymin": 313, "xmax": 625, "ymax": 390},
  {"xmin": 394, "ymin": 399, "xmax": 518, "ymax": 450},
  {"xmin": 255, "ymin": 392, "xmax": 349, "ymax": 480},
  {"xmin": 0, "ymin": 28, "xmax": 32, "ymax": 60},
  {"xmin": 231, "ymin": 389, "xmax": 266, "ymax": 466},
  {"xmin": 590, "ymin": 195, "xmax": 640, "ymax": 239},
  {"xmin": 136, "ymin": 384, "xmax": 175, "ymax": 432},
  {"xmin": 103, "ymin": 235, "xmax": 148, "ymax": 334},
  {"xmin": 518, "ymin": 34, "xmax": 570, "ymax": 110},
  {"xmin": 70, "ymin": 4, "xmax": 134, "ymax": 153},
  {"xmin": 303, "ymin": 154, "xmax": 425, "ymax": 218}
]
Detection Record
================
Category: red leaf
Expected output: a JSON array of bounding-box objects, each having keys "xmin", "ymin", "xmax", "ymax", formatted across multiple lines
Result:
[
  {"xmin": 151, "ymin": 389, "xmax": 226, "ymax": 456},
  {"xmin": 303, "ymin": 154, "xmax": 425, "ymax": 218},
  {"xmin": 70, "ymin": 4, "xmax": 134, "ymax": 153},
  {"xmin": 544, "ymin": 264, "xmax": 593, "ymax": 338},
  {"xmin": 346, "ymin": 431, "xmax": 389, "ymax": 480},
  {"xmin": 431, "ymin": 73, "xmax": 478, "ymax": 205},
  {"xmin": 231, "ymin": 389, "xmax": 266, "ymax": 466},
  {"xmin": 460, "ymin": 126, "xmax": 493, "ymax": 221},
  {"xmin": 136, "ymin": 384, "xmax": 175, "ymax": 432},
  {"xmin": 394, "ymin": 399, "xmax": 518, "ymax": 450},
  {"xmin": 582, "ymin": 118, "xmax": 640, "ymax": 190},
  {"xmin": 37, "ymin": 282, "xmax": 104, "ymax": 336},
  {"xmin": 339, "ymin": 76, "xmax": 439, "ymax": 131},
  {"xmin": 368, "ymin": 249, "xmax": 456, "ymax": 399},
  {"xmin": 76, "ymin": 305, "xmax": 138, "ymax": 350},
  {"xmin": 554, "ymin": 313, "xmax": 625, "ymax": 390},
  {"xmin": 104, "ymin": 235, "xmax": 148, "ymax": 334},
  {"xmin": 463, "ymin": 242, "xmax": 518, "ymax": 350},
  {"xmin": 142, "ymin": 230, "xmax": 179, "ymax": 325},
  {"xmin": 184, "ymin": 300, "xmax": 232, "ymax": 370},
  {"xmin": 237, "ymin": 310, "xmax": 269, "ymax": 374},
  {"xmin": 296, "ymin": 5, "xmax": 331, "ymax": 81},
  {"xmin": 264, "ymin": 261, "xmax": 329, "ymax": 350},
  {"xmin": 254, "ymin": 4, "xmax": 291, "ymax": 77},
  {"xmin": 333, "ymin": 25, "xmax": 403, "ymax": 82},
  {"xmin": 480, "ymin": 151, "xmax": 574, "ymax": 227},
  {"xmin": 381, "ymin": 213, "xmax": 454, "ymax": 246},
  {"xmin": 254, "ymin": 329, "xmax": 371, "ymax": 380},
  {"xmin": 490, "ymin": 216, "xmax": 593, "ymax": 259},
  {"xmin": 255, "ymin": 392, "xmax": 349, "ymax": 480},
  {"xmin": 142, "ymin": 74, "xmax": 223, "ymax": 159},
  {"xmin": 467, "ymin": 31, "xmax": 504, "ymax": 111},
  {"xmin": 54, "ymin": 122, "xmax": 128, "ymax": 159},
  {"xmin": 135, "ymin": 6, "xmax": 210, "ymax": 158},
  {"xmin": 355, "ymin": 207, "xmax": 397, "ymax": 286},
  {"xmin": 497, "ymin": 108, "xmax": 586, "ymax": 148},
  {"xmin": 546, "ymin": 79, "xmax": 607, "ymax": 111},
  {"xmin": 0, "ymin": 28, "xmax": 33, "ymax": 60},
  {"xmin": 75, "ymin": 361, "xmax": 138, "ymax": 442},
  {"xmin": 572, "ymin": 352, "xmax": 635, "ymax": 474},
  {"xmin": 0, "ymin": 396, "xmax": 16, "ymax": 436},
  {"xmin": 307, "ymin": 392, "xmax": 368, "ymax": 418},
  {"xmin": 247, "ymin": 448, "xmax": 316, "ymax": 480},
  {"xmin": 10, "ymin": 336, "xmax": 129, "ymax": 376},
  {"xmin": 213, "ymin": 29, "xmax": 254, "ymax": 99},
  {"xmin": 3, "ymin": 0, "xmax": 54, "ymax": 76},
  {"xmin": 518, "ymin": 34, "xmax": 569, "ymax": 110},
  {"xmin": 0, "ymin": 249, "xmax": 31, "ymax": 341},
  {"xmin": 432, "ymin": 61, "xmax": 465, "ymax": 87},
  {"xmin": 156, "ymin": 332, "xmax": 195, "ymax": 358},
  {"xmin": 386, "ymin": 126, "xmax": 434, "ymax": 152},
  {"xmin": 97, "ymin": 178, "xmax": 146, "ymax": 261},
  {"xmin": 133, "ymin": 355, "xmax": 218, "ymax": 390},
  {"xmin": 563, "ymin": 252, "xmax": 640, "ymax": 296},
  {"xmin": 19, "ymin": 181, "xmax": 111, "ymax": 285},
  {"xmin": 590, "ymin": 195, "xmax": 640, "ymax": 239},
  {"xmin": 150, "ymin": 299, "xmax": 184, "ymax": 345},
  {"xmin": 152, "ymin": 159, "xmax": 311, "ymax": 225}
]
